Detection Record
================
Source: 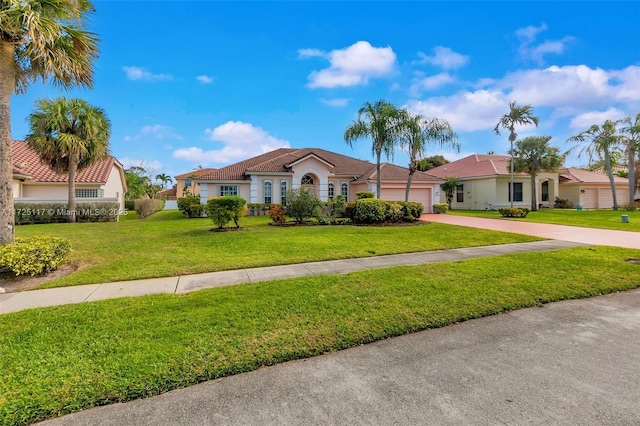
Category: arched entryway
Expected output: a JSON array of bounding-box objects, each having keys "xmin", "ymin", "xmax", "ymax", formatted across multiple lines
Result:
[{"xmin": 301, "ymin": 173, "xmax": 318, "ymax": 195}]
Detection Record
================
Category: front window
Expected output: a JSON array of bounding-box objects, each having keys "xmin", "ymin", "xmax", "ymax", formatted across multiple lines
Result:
[
  {"xmin": 281, "ymin": 181, "xmax": 287, "ymax": 205},
  {"xmin": 456, "ymin": 185, "xmax": 464, "ymax": 203},
  {"xmin": 220, "ymin": 185, "xmax": 238, "ymax": 196},
  {"xmin": 341, "ymin": 182, "xmax": 348, "ymax": 198},
  {"xmin": 541, "ymin": 181, "xmax": 549, "ymax": 202},
  {"xmin": 328, "ymin": 182, "xmax": 335, "ymax": 199},
  {"xmin": 301, "ymin": 175, "xmax": 314, "ymax": 185},
  {"xmin": 76, "ymin": 188, "xmax": 102, "ymax": 198},
  {"xmin": 264, "ymin": 181, "xmax": 272, "ymax": 204},
  {"xmin": 184, "ymin": 178, "xmax": 192, "ymax": 187},
  {"xmin": 508, "ymin": 182, "xmax": 523, "ymax": 202}
]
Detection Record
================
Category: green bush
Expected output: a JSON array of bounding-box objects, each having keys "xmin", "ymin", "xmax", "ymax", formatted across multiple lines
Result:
[
  {"xmin": 554, "ymin": 197, "xmax": 575, "ymax": 209},
  {"xmin": 356, "ymin": 191, "xmax": 375, "ymax": 200},
  {"xmin": 433, "ymin": 203, "xmax": 449, "ymax": 214},
  {"xmin": 206, "ymin": 196, "xmax": 247, "ymax": 229},
  {"xmin": 14, "ymin": 202, "xmax": 120, "ymax": 224},
  {"xmin": 622, "ymin": 202, "xmax": 637, "ymax": 212},
  {"xmin": 177, "ymin": 194, "xmax": 204, "ymax": 218},
  {"xmin": 315, "ymin": 197, "xmax": 346, "ymax": 223},
  {"xmin": 134, "ymin": 199, "xmax": 165, "ymax": 219},
  {"xmin": 344, "ymin": 201, "xmax": 357, "ymax": 220},
  {"xmin": 0, "ymin": 236, "xmax": 71, "ymax": 276},
  {"xmin": 285, "ymin": 188, "xmax": 319, "ymax": 223},
  {"xmin": 354, "ymin": 198, "xmax": 387, "ymax": 224},
  {"xmin": 124, "ymin": 200, "xmax": 135, "ymax": 211},
  {"xmin": 397, "ymin": 201, "xmax": 424, "ymax": 221},
  {"xmin": 384, "ymin": 202, "xmax": 404, "ymax": 223},
  {"xmin": 498, "ymin": 207, "xmax": 530, "ymax": 218}
]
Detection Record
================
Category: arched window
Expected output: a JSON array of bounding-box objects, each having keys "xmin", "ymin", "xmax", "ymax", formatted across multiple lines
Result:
[
  {"xmin": 341, "ymin": 182, "xmax": 348, "ymax": 198},
  {"xmin": 280, "ymin": 181, "xmax": 287, "ymax": 205},
  {"xmin": 264, "ymin": 181, "xmax": 272, "ymax": 204},
  {"xmin": 301, "ymin": 175, "xmax": 314, "ymax": 185},
  {"xmin": 328, "ymin": 182, "xmax": 335, "ymax": 199}
]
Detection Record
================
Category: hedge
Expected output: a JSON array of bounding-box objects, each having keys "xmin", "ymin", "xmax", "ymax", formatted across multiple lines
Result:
[
  {"xmin": 0, "ymin": 236, "xmax": 71, "ymax": 276},
  {"xmin": 14, "ymin": 202, "xmax": 121, "ymax": 224}
]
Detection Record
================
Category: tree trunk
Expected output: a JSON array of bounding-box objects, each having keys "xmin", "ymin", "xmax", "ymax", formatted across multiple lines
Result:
[
  {"xmin": 68, "ymin": 154, "xmax": 77, "ymax": 223},
  {"xmin": 628, "ymin": 145, "xmax": 637, "ymax": 204},
  {"xmin": 405, "ymin": 171, "xmax": 414, "ymax": 202},
  {"xmin": 603, "ymin": 151, "xmax": 618, "ymax": 211},
  {"xmin": 0, "ymin": 41, "xmax": 16, "ymax": 244},
  {"xmin": 375, "ymin": 150, "xmax": 381, "ymax": 199},
  {"xmin": 530, "ymin": 172, "xmax": 537, "ymax": 211}
]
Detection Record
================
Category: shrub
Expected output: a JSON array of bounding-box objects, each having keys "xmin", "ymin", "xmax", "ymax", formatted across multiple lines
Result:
[
  {"xmin": 268, "ymin": 204, "xmax": 287, "ymax": 224},
  {"xmin": 622, "ymin": 202, "xmax": 637, "ymax": 212},
  {"xmin": 14, "ymin": 202, "xmax": 120, "ymax": 224},
  {"xmin": 134, "ymin": 199, "xmax": 165, "ymax": 219},
  {"xmin": 315, "ymin": 197, "xmax": 346, "ymax": 223},
  {"xmin": 285, "ymin": 188, "xmax": 318, "ymax": 223},
  {"xmin": 433, "ymin": 203, "xmax": 449, "ymax": 214},
  {"xmin": 0, "ymin": 236, "xmax": 71, "ymax": 276},
  {"xmin": 554, "ymin": 197, "xmax": 575, "ymax": 209},
  {"xmin": 498, "ymin": 207, "xmax": 530, "ymax": 218},
  {"xmin": 206, "ymin": 196, "xmax": 247, "ymax": 229},
  {"xmin": 356, "ymin": 191, "xmax": 375, "ymax": 200},
  {"xmin": 344, "ymin": 201, "xmax": 357, "ymax": 220},
  {"xmin": 124, "ymin": 200, "xmax": 135, "ymax": 211},
  {"xmin": 177, "ymin": 194, "xmax": 205, "ymax": 218},
  {"xmin": 354, "ymin": 198, "xmax": 387, "ymax": 224},
  {"xmin": 397, "ymin": 201, "xmax": 424, "ymax": 221},
  {"xmin": 385, "ymin": 202, "xmax": 404, "ymax": 223}
]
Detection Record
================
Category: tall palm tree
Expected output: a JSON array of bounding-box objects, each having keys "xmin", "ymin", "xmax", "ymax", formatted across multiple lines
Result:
[
  {"xmin": 620, "ymin": 113, "xmax": 640, "ymax": 203},
  {"xmin": 567, "ymin": 120, "xmax": 622, "ymax": 210},
  {"xmin": 399, "ymin": 110, "xmax": 459, "ymax": 202},
  {"xmin": 494, "ymin": 101, "xmax": 540, "ymax": 208},
  {"xmin": 155, "ymin": 173, "xmax": 172, "ymax": 189},
  {"xmin": 0, "ymin": 0, "xmax": 98, "ymax": 242},
  {"xmin": 344, "ymin": 100, "xmax": 401, "ymax": 198},
  {"xmin": 26, "ymin": 97, "xmax": 110, "ymax": 222},
  {"xmin": 512, "ymin": 136, "xmax": 564, "ymax": 211}
]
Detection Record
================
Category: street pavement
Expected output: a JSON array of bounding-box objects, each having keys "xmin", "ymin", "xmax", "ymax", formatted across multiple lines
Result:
[{"xmin": 39, "ymin": 288, "xmax": 640, "ymax": 425}]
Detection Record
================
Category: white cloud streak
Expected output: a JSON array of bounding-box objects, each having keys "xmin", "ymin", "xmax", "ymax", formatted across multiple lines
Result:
[
  {"xmin": 414, "ymin": 46, "xmax": 469, "ymax": 69},
  {"xmin": 123, "ymin": 66, "xmax": 173, "ymax": 82}
]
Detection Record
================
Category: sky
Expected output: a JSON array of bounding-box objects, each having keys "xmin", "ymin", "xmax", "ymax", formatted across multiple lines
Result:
[{"xmin": 9, "ymin": 1, "xmax": 640, "ymax": 180}]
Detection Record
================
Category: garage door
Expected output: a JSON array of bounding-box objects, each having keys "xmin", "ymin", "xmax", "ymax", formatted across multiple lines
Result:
[
  {"xmin": 380, "ymin": 188, "xmax": 433, "ymax": 213},
  {"xmin": 582, "ymin": 188, "xmax": 597, "ymax": 209},
  {"xmin": 599, "ymin": 189, "xmax": 614, "ymax": 209}
]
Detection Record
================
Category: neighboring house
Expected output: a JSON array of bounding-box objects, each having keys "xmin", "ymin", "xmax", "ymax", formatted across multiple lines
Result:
[
  {"xmin": 193, "ymin": 148, "xmax": 443, "ymax": 212},
  {"xmin": 11, "ymin": 140, "xmax": 127, "ymax": 212},
  {"xmin": 174, "ymin": 168, "xmax": 217, "ymax": 198},
  {"xmin": 428, "ymin": 154, "xmax": 629, "ymax": 210}
]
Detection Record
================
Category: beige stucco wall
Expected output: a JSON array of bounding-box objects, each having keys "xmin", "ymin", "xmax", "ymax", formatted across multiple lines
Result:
[
  {"xmin": 21, "ymin": 183, "xmax": 70, "ymax": 199},
  {"xmin": 103, "ymin": 166, "xmax": 126, "ymax": 210},
  {"xmin": 11, "ymin": 179, "xmax": 21, "ymax": 198},
  {"xmin": 176, "ymin": 177, "xmax": 202, "ymax": 197}
]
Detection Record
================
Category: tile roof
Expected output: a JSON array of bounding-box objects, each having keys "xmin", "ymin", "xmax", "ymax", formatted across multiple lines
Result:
[
  {"xmin": 559, "ymin": 167, "xmax": 628, "ymax": 184},
  {"xmin": 11, "ymin": 140, "xmax": 115, "ymax": 183},
  {"xmin": 174, "ymin": 168, "xmax": 218, "ymax": 179},
  {"xmin": 428, "ymin": 154, "xmax": 527, "ymax": 179},
  {"xmin": 196, "ymin": 148, "xmax": 442, "ymax": 182}
]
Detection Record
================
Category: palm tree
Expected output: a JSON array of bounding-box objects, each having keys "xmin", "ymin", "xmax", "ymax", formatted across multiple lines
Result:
[
  {"xmin": 26, "ymin": 97, "xmax": 110, "ymax": 222},
  {"xmin": 344, "ymin": 100, "xmax": 401, "ymax": 198},
  {"xmin": 155, "ymin": 173, "xmax": 173, "ymax": 189},
  {"xmin": 512, "ymin": 136, "xmax": 564, "ymax": 211},
  {"xmin": 494, "ymin": 101, "xmax": 540, "ymax": 208},
  {"xmin": 620, "ymin": 113, "xmax": 640, "ymax": 203},
  {"xmin": 567, "ymin": 120, "xmax": 622, "ymax": 210},
  {"xmin": 440, "ymin": 176, "xmax": 459, "ymax": 209},
  {"xmin": 398, "ymin": 110, "xmax": 459, "ymax": 202},
  {"xmin": 0, "ymin": 0, "xmax": 98, "ymax": 242}
]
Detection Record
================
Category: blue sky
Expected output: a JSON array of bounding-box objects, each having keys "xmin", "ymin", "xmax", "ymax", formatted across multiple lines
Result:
[{"xmin": 10, "ymin": 1, "xmax": 640, "ymax": 179}]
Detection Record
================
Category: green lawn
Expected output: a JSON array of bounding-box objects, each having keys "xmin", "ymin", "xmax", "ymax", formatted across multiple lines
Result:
[
  {"xmin": 15, "ymin": 211, "xmax": 540, "ymax": 288},
  {"xmin": 1, "ymin": 245, "xmax": 639, "ymax": 425},
  {"xmin": 447, "ymin": 208, "xmax": 640, "ymax": 231}
]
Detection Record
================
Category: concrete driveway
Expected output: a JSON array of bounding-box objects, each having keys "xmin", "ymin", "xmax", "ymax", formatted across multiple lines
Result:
[
  {"xmin": 40, "ymin": 288, "xmax": 640, "ymax": 425},
  {"xmin": 423, "ymin": 214, "xmax": 640, "ymax": 249}
]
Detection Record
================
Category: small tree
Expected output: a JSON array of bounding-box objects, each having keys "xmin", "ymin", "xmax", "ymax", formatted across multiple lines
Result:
[
  {"xmin": 285, "ymin": 188, "xmax": 318, "ymax": 223},
  {"xmin": 440, "ymin": 177, "xmax": 459, "ymax": 209},
  {"xmin": 206, "ymin": 196, "xmax": 246, "ymax": 229}
]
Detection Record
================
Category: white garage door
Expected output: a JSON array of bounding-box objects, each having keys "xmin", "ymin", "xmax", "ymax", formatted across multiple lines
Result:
[
  {"xmin": 582, "ymin": 188, "xmax": 597, "ymax": 209},
  {"xmin": 599, "ymin": 189, "xmax": 614, "ymax": 209}
]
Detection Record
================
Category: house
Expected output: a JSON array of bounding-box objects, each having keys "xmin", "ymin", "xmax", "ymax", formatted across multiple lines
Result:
[
  {"xmin": 193, "ymin": 148, "xmax": 443, "ymax": 212},
  {"xmin": 174, "ymin": 168, "xmax": 217, "ymax": 198},
  {"xmin": 11, "ymin": 140, "xmax": 127, "ymax": 212},
  {"xmin": 428, "ymin": 154, "xmax": 629, "ymax": 210}
]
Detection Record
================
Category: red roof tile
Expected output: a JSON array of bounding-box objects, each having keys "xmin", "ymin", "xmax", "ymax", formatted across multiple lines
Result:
[
  {"xmin": 428, "ymin": 154, "xmax": 526, "ymax": 179},
  {"xmin": 559, "ymin": 168, "xmax": 628, "ymax": 184},
  {"xmin": 11, "ymin": 140, "xmax": 115, "ymax": 183},
  {"xmin": 174, "ymin": 168, "xmax": 218, "ymax": 179},
  {"xmin": 197, "ymin": 148, "xmax": 442, "ymax": 182}
]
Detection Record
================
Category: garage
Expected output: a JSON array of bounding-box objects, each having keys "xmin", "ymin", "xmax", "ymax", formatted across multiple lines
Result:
[{"xmin": 380, "ymin": 187, "xmax": 433, "ymax": 213}]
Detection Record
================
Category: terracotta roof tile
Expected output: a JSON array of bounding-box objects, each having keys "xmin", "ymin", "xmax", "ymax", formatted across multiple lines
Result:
[
  {"xmin": 12, "ymin": 140, "xmax": 115, "ymax": 183},
  {"xmin": 428, "ymin": 154, "xmax": 526, "ymax": 179},
  {"xmin": 559, "ymin": 167, "xmax": 628, "ymax": 184},
  {"xmin": 174, "ymin": 168, "xmax": 218, "ymax": 179}
]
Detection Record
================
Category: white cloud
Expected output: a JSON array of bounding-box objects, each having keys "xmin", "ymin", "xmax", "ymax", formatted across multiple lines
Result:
[
  {"xmin": 412, "ymin": 72, "xmax": 455, "ymax": 93},
  {"xmin": 123, "ymin": 66, "xmax": 173, "ymax": 82},
  {"xmin": 128, "ymin": 124, "xmax": 183, "ymax": 141},
  {"xmin": 569, "ymin": 107, "xmax": 627, "ymax": 130},
  {"xmin": 320, "ymin": 98, "xmax": 349, "ymax": 107},
  {"xmin": 196, "ymin": 75, "xmax": 215, "ymax": 84},
  {"xmin": 172, "ymin": 121, "xmax": 290, "ymax": 165},
  {"xmin": 300, "ymin": 41, "xmax": 396, "ymax": 88},
  {"xmin": 120, "ymin": 157, "xmax": 163, "ymax": 173},
  {"xmin": 414, "ymin": 46, "xmax": 469, "ymax": 69},
  {"xmin": 516, "ymin": 23, "xmax": 573, "ymax": 64}
]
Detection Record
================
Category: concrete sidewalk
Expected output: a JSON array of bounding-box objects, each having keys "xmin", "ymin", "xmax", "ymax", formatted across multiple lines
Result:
[{"xmin": 0, "ymin": 240, "xmax": 583, "ymax": 315}]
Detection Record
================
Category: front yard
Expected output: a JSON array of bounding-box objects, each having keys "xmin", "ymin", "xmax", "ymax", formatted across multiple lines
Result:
[
  {"xmin": 446, "ymin": 208, "xmax": 640, "ymax": 231},
  {"xmin": 14, "ymin": 210, "xmax": 541, "ymax": 288}
]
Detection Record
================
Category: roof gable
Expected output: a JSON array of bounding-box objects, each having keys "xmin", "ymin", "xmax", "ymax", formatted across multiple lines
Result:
[
  {"xmin": 428, "ymin": 154, "xmax": 524, "ymax": 179},
  {"xmin": 12, "ymin": 141, "xmax": 117, "ymax": 184},
  {"xmin": 559, "ymin": 168, "xmax": 628, "ymax": 184}
]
